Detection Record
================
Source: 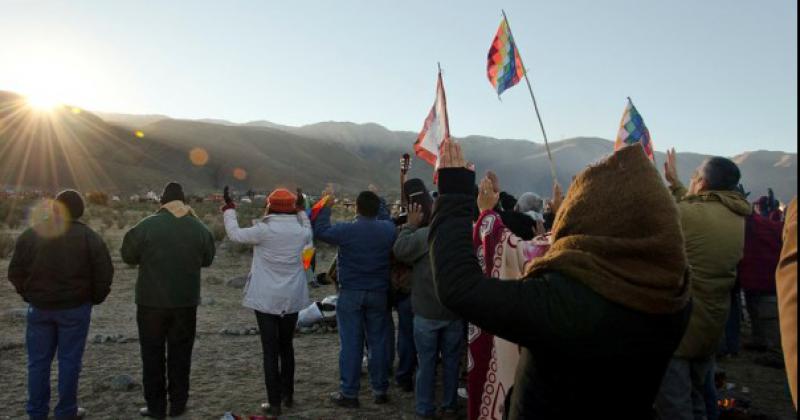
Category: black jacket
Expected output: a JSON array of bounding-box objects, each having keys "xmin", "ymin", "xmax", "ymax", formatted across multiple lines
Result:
[
  {"xmin": 430, "ymin": 168, "xmax": 690, "ymax": 420},
  {"xmin": 8, "ymin": 222, "xmax": 113, "ymax": 310}
]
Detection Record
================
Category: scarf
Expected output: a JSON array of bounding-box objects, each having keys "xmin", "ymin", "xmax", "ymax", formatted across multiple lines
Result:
[
  {"xmin": 160, "ymin": 200, "xmax": 197, "ymax": 218},
  {"xmin": 525, "ymin": 145, "xmax": 690, "ymax": 314}
]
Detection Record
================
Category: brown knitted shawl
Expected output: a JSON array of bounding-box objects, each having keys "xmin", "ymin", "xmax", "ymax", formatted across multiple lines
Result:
[{"xmin": 525, "ymin": 145, "xmax": 690, "ymax": 314}]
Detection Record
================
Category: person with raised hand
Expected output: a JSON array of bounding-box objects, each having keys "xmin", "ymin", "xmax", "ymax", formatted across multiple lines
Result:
[
  {"xmin": 393, "ymin": 179, "xmax": 463, "ymax": 420},
  {"xmin": 221, "ymin": 186, "xmax": 313, "ymax": 418},
  {"xmin": 429, "ymin": 140, "xmax": 691, "ymax": 419},
  {"xmin": 313, "ymin": 186, "xmax": 397, "ymax": 408},
  {"xmin": 656, "ymin": 149, "xmax": 752, "ymax": 419}
]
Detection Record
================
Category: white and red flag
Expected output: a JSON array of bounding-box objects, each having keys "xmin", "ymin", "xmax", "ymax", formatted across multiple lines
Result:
[{"xmin": 414, "ymin": 69, "xmax": 451, "ymax": 173}]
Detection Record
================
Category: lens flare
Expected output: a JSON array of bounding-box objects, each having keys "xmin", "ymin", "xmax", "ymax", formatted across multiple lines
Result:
[
  {"xmin": 233, "ymin": 168, "xmax": 247, "ymax": 180},
  {"xmin": 134, "ymin": 130, "xmax": 145, "ymax": 138},
  {"xmin": 28, "ymin": 199, "xmax": 70, "ymax": 239},
  {"xmin": 71, "ymin": 107, "xmax": 82, "ymax": 115},
  {"xmin": 189, "ymin": 148, "xmax": 209, "ymax": 166}
]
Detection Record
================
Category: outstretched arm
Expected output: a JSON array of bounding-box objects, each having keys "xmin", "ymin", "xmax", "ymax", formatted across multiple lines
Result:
[
  {"xmin": 430, "ymin": 142, "xmax": 558, "ymax": 348},
  {"xmin": 223, "ymin": 209, "xmax": 266, "ymax": 245},
  {"xmin": 313, "ymin": 207, "xmax": 348, "ymax": 245}
]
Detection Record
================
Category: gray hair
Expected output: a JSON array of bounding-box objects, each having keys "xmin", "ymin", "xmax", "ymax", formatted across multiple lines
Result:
[{"xmin": 514, "ymin": 192, "xmax": 543, "ymax": 214}]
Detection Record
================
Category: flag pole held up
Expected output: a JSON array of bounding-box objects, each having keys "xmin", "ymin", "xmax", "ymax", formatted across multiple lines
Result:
[{"xmin": 500, "ymin": 9, "xmax": 558, "ymax": 182}]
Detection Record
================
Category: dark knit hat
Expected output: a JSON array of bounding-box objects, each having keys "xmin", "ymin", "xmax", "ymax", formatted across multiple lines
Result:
[
  {"xmin": 56, "ymin": 190, "xmax": 85, "ymax": 220},
  {"xmin": 268, "ymin": 188, "xmax": 297, "ymax": 214},
  {"xmin": 404, "ymin": 178, "xmax": 433, "ymax": 226},
  {"xmin": 160, "ymin": 182, "xmax": 185, "ymax": 204}
]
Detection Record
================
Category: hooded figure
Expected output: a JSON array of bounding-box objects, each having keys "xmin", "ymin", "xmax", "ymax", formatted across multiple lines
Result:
[{"xmin": 429, "ymin": 145, "xmax": 691, "ymax": 419}]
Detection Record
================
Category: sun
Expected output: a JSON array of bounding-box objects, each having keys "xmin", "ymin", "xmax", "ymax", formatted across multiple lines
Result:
[{"xmin": 25, "ymin": 92, "xmax": 62, "ymax": 111}]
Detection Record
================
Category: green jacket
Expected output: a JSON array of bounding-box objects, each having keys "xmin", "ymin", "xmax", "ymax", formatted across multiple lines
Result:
[
  {"xmin": 671, "ymin": 183, "xmax": 751, "ymax": 358},
  {"xmin": 121, "ymin": 209, "xmax": 215, "ymax": 308}
]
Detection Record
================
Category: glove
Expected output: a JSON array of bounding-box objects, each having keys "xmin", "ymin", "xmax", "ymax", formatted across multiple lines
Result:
[{"xmin": 220, "ymin": 186, "xmax": 236, "ymax": 212}]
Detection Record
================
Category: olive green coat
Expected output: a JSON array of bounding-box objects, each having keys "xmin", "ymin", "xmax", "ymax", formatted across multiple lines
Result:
[{"xmin": 671, "ymin": 183, "xmax": 751, "ymax": 358}]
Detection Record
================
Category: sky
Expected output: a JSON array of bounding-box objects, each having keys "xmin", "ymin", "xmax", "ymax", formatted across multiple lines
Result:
[{"xmin": 0, "ymin": 0, "xmax": 796, "ymax": 156}]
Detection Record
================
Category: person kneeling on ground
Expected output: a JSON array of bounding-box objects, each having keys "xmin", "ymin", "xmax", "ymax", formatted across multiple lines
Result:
[
  {"xmin": 9, "ymin": 190, "xmax": 114, "ymax": 420},
  {"xmin": 429, "ymin": 141, "xmax": 691, "ymax": 419}
]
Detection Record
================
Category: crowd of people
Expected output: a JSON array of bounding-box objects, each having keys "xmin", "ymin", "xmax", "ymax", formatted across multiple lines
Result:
[{"xmin": 6, "ymin": 142, "xmax": 798, "ymax": 420}]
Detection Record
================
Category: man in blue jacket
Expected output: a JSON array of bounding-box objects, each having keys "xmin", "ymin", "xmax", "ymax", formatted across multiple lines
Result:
[{"xmin": 314, "ymin": 190, "xmax": 397, "ymax": 408}]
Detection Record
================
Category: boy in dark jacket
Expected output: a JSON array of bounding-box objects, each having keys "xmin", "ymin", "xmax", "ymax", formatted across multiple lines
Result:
[
  {"xmin": 8, "ymin": 190, "xmax": 113, "ymax": 420},
  {"xmin": 430, "ymin": 142, "xmax": 691, "ymax": 419},
  {"xmin": 121, "ymin": 182, "xmax": 215, "ymax": 419},
  {"xmin": 314, "ymin": 190, "xmax": 396, "ymax": 408}
]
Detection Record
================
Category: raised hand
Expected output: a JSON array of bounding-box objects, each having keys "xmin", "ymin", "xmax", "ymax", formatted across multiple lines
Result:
[
  {"xmin": 220, "ymin": 185, "xmax": 236, "ymax": 212},
  {"xmin": 664, "ymin": 148, "xmax": 679, "ymax": 187},
  {"xmin": 486, "ymin": 170, "xmax": 500, "ymax": 193},
  {"xmin": 477, "ymin": 176, "xmax": 500, "ymax": 212},
  {"xmin": 438, "ymin": 140, "xmax": 470, "ymax": 170},
  {"xmin": 407, "ymin": 203, "xmax": 424, "ymax": 227}
]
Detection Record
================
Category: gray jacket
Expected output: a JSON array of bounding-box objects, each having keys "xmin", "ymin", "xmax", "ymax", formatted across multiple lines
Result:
[{"xmin": 393, "ymin": 225, "xmax": 458, "ymax": 321}]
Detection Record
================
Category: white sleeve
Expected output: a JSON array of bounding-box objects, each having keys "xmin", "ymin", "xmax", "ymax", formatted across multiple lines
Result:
[{"xmin": 223, "ymin": 209, "xmax": 266, "ymax": 245}]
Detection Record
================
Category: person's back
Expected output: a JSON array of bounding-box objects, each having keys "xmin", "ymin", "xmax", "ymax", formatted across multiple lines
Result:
[
  {"xmin": 430, "ymin": 144, "xmax": 691, "ymax": 419},
  {"xmin": 669, "ymin": 175, "xmax": 751, "ymax": 358},
  {"xmin": 122, "ymin": 205, "xmax": 215, "ymax": 308},
  {"xmin": 314, "ymin": 193, "xmax": 396, "ymax": 291},
  {"xmin": 7, "ymin": 190, "xmax": 113, "ymax": 420},
  {"xmin": 120, "ymin": 182, "xmax": 215, "ymax": 418},
  {"xmin": 738, "ymin": 213, "xmax": 783, "ymax": 293},
  {"xmin": 11, "ymin": 221, "xmax": 113, "ymax": 310},
  {"xmin": 313, "ymin": 190, "xmax": 398, "ymax": 407}
]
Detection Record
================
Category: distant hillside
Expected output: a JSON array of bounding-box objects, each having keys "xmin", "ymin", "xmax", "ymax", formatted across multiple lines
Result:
[{"xmin": 1, "ymin": 90, "xmax": 796, "ymax": 202}]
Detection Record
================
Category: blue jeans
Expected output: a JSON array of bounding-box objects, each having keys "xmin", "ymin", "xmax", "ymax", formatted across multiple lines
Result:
[
  {"xmin": 337, "ymin": 289, "xmax": 389, "ymax": 398},
  {"xmin": 26, "ymin": 304, "xmax": 92, "ymax": 420},
  {"xmin": 703, "ymin": 360, "xmax": 719, "ymax": 420},
  {"xmin": 414, "ymin": 316, "xmax": 464, "ymax": 416},
  {"xmin": 387, "ymin": 294, "xmax": 417, "ymax": 385},
  {"xmin": 719, "ymin": 285, "xmax": 741, "ymax": 355}
]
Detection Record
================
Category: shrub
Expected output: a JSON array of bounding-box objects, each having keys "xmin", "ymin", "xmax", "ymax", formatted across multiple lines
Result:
[
  {"xmin": 208, "ymin": 221, "xmax": 226, "ymax": 242},
  {"xmin": 0, "ymin": 233, "xmax": 15, "ymax": 259},
  {"xmin": 86, "ymin": 192, "xmax": 109, "ymax": 206}
]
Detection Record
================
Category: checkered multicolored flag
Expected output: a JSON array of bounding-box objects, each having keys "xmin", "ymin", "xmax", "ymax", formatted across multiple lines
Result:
[
  {"xmin": 615, "ymin": 97, "xmax": 655, "ymax": 161},
  {"xmin": 487, "ymin": 19, "xmax": 524, "ymax": 96}
]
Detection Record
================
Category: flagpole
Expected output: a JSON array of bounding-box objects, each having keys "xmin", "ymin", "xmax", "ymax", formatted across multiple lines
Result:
[{"xmin": 501, "ymin": 9, "xmax": 558, "ymax": 182}]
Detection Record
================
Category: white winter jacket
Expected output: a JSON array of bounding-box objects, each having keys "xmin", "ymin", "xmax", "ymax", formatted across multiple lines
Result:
[{"xmin": 223, "ymin": 209, "xmax": 312, "ymax": 315}]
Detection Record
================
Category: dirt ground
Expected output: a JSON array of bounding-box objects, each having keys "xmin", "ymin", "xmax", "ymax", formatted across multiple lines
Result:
[{"xmin": 0, "ymin": 226, "xmax": 796, "ymax": 419}]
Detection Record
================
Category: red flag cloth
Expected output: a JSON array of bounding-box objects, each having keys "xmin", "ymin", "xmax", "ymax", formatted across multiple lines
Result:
[
  {"xmin": 414, "ymin": 70, "xmax": 450, "ymax": 170},
  {"xmin": 309, "ymin": 195, "xmax": 330, "ymax": 222}
]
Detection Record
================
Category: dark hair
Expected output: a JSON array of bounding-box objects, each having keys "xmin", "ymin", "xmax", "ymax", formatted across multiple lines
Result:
[
  {"xmin": 701, "ymin": 157, "xmax": 741, "ymax": 191},
  {"xmin": 160, "ymin": 182, "xmax": 185, "ymax": 204},
  {"xmin": 404, "ymin": 178, "xmax": 433, "ymax": 227},
  {"xmin": 55, "ymin": 190, "xmax": 85, "ymax": 219},
  {"xmin": 356, "ymin": 191, "xmax": 381, "ymax": 218}
]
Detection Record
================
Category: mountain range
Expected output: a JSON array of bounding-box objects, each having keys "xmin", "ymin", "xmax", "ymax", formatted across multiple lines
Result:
[{"xmin": 1, "ymin": 90, "xmax": 796, "ymax": 202}]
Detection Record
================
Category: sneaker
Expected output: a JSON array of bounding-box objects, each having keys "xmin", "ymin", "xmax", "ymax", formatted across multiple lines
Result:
[
  {"xmin": 76, "ymin": 408, "xmax": 87, "ymax": 419},
  {"xmin": 260, "ymin": 403, "xmax": 281, "ymax": 417},
  {"xmin": 330, "ymin": 392, "xmax": 360, "ymax": 408},
  {"xmin": 374, "ymin": 394, "xmax": 389, "ymax": 405},
  {"xmin": 139, "ymin": 407, "xmax": 166, "ymax": 419}
]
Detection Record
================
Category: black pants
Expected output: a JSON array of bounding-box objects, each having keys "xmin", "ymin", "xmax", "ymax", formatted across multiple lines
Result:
[
  {"xmin": 137, "ymin": 305, "xmax": 197, "ymax": 415},
  {"xmin": 255, "ymin": 311, "xmax": 298, "ymax": 406}
]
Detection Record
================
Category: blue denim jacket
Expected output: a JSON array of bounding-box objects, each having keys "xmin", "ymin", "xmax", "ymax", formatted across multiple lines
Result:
[{"xmin": 313, "ymin": 203, "xmax": 396, "ymax": 291}]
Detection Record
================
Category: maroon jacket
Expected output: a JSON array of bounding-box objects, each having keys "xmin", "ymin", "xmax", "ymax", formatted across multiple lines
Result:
[{"xmin": 738, "ymin": 214, "xmax": 783, "ymax": 292}]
